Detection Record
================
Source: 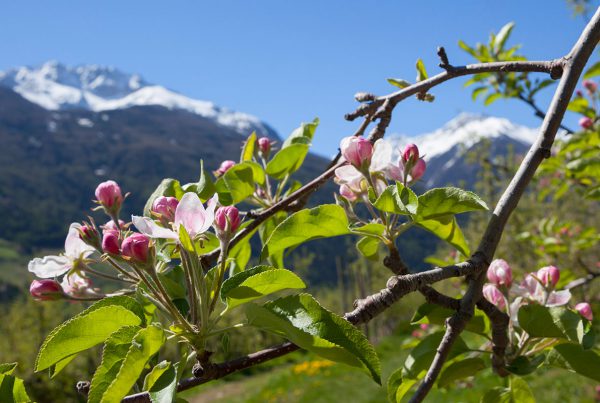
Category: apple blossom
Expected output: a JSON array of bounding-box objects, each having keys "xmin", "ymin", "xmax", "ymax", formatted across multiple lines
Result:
[
  {"xmin": 28, "ymin": 223, "xmax": 95, "ymax": 278},
  {"xmin": 121, "ymin": 233, "xmax": 151, "ymax": 263},
  {"xmin": 537, "ymin": 265, "xmax": 560, "ymax": 288},
  {"xmin": 583, "ymin": 79, "xmax": 597, "ymax": 93},
  {"xmin": 579, "ymin": 116, "xmax": 594, "ymax": 130},
  {"xmin": 483, "ymin": 284, "xmax": 507, "ymax": 310},
  {"xmin": 152, "ymin": 196, "xmax": 179, "ymax": 222},
  {"xmin": 258, "ymin": 137, "xmax": 272, "ymax": 156},
  {"xmin": 410, "ymin": 159, "xmax": 427, "ymax": 182},
  {"xmin": 514, "ymin": 272, "xmax": 571, "ymax": 306},
  {"xmin": 102, "ymin": 229, "xmax": 121, "ymax": 255},
  {"xmin": 133, "ymin": 193, "xmax": 218, "ymax": 241},
  {"xmin": 30, "ymin": 280, "xmax": 63, "ymax": 301},
  {"xmin": 575, "ymin": 302, "xmax": 593, "ymax": 321},
  {"xmin": 61, "ymin": 273, "xmax": 97, "ymax": 298},
  {"xmin": 339, "ymin": 184, "xmax": 358, "ymax": 202},
  {"xmin": 402, "ymin": 144, "xmax": 420, "ymax": 163},
  {"xmin": 340, "ymin": 136, "xmax": 373, "ymax": 169},
  {"xmin": 95, "ymin": 180, "xmax": 123, "ymax": 210},
  {"xmin": 215, "ymin": 160, "xmax": 236, "ymax": 176},
  {"xmin": 102, "ymin": 219, "xmax": 125, "ymax": 232},
  {"xmin": 486, "ymin": 259, "xmax": 513, "ymax": 287},
  {"xmin": 215, "ymin": 206, "xmax": 241, "ymax": 233}
]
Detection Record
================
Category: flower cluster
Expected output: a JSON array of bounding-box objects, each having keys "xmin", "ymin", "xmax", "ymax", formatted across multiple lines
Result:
[{"xmin": 575, "ymin": 79, "xmax": 598, "ymax": 130}]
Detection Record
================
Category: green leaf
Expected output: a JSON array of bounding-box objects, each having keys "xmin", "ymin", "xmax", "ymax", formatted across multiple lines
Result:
[
  {"xmin": 349, "ymin": 223, "xmax": 386, "ymax": 238},
  {"xmin": 411, "ymin": 303, "xmax": 489, "ymax": 335},
  {"xmin": 386, "ymin": 368, "xmax": 416, "ymax": 403},
  {"xmin": 387, "ymin": 78, "xmax": 411, "ymax": 89},
  {"xmin": 510, "ymin": 376, "xmax": 535, "ymax": 403},
  {"xmin": 493, "ymin": 22, "xmax": 515, "ymax": 53},
  {"xmin": 484, "ymin": 92, "xmax": 503, "ymax": 105},
  {"xmin": 437, "ymin": 357, "xmax": 486, "ymax": 388},
  {"xmin": 404, "ymin": 331, "xmax": 469, "ymax": 379},
  {"xmin": 88, "ymin": 326, "xmax": 140, "ymax": 403},
  {"xmin": 415, "ymin": 215, "xmax": 471, "ymax": 256},
  {"xmin": 101, "ymin": 325, "xmax": 165, "ymax": 402},
  {"xmin": 471, "ymin": 86, "xmax": 488, "ymax": 101},
  {"xmin": 416, "ymin": 187, "xmax": 488, "ymax": 220},
  {"xmin": 0, "ymin": 363, "xmax": 16, "ymax": 376},
  {"xmin": 241, "ymin": 131, "xmax": 257, "ymax": 162},
  {"xmin": 505, "ymin": 354, "xmax": 545, "ymax": 376},
  {"xmin": 356, "ymin": 237, "xmax": 380, "ymax": 260},
  {"xmin": 281, "ymin": 118, "xmax": 319, "ymax": 149},
  {"xmin": 416, "ymin": 58, "xmax": 428, "ymax": 81},
  {"xmin": 144, "ymin": 361, "xmax": 178, "ymax": 403},
  {"xmin": 144, "ymin": 179, "xmax": 184, "ymax": 216},
  {"xmin": 482, "ymin": 387, "xmax": 512, "ymax": 403},
  {"xmin": 261, "ymin": 205, "xmax": 350, "ymax": 259},
  {"xmin": 221, "ymin": 265, "xmax": 306, "ymax": 309},
  {"xmin": 567, "ymin": 97, "xmax": 595, "ymax": 118},
  {"xmin": 373, "ymin": 183, "xmax": 419, "ymax": 215},
  {"xmin": 0, "ymin": 373, "xmax": 31, "ymax": 403},
  {"xmin": 458, "ymin": 40, "xmax": 478, "ymax": 58},
  {"xmin": 218, "ymin": 162, "xmax": 265, "ymax": 204},
  {"xmin": 546, "ymin": 343, "xmax": 600, "ymax": 381},
  {"xmin": 259, "ymin": 212, "xmax": 288, "ymax": 269},
  {"xmin": 36, "ymin": 296, "xmax": 145, "ymax": 372},
  {"xmin": 584, "ymin": 61, "xmax": 600, "ymax": 79},
  {"xmin": 182, "ymin": 160, "xmax": 216, "ymax": 201},
  {"xmin": 518, "ymin": 305, "xmax": 584, "ymax": 342},
  {"xmin": 266, "ymin": 143, "xmax": 310, "ymax": 179},
  {"xmin": 246, "ymin": 294, "xmax": 381, "ymax": 383}
]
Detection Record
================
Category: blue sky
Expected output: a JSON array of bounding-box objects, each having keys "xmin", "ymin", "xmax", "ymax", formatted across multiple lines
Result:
[{"xmin": 0, "ymin": 1, "xmax": 595, "ymax": 156}]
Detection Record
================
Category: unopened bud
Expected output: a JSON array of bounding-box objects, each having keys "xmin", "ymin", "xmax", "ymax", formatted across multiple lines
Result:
[
  {"xmin": 575, "ymin": 302, "xmax": 593, "ymax": 321},
  {"xmin": 258, "ymin": 137, "xmax": 272, "ymax": 156},
  {"xmin": 152, "ymin": 196, "xmax": 179, "ymax": 222},
  {"xmin": 215, "ymin": 206, "xmax": 241, "ymax": 233},
  {"xmin": 102, "ymin": 229, "xmax": 121, "ymax": 255},
  {"xmin": 537, "ymin": 265, "xmax": 560, "ymax": 288},
  {"xmin": 486, "ymin": 259, "xmax": 513, "ymax": 287},
  {"xmin": 579, "ymin": 116, "xmax": 594, "ymax": 130},
  {"xmin": 102, "ymin": 219, "xmax": 125, "ymax": 232},
  {"xmin": 340, "ymin": 136, "xmax": 373, "ymax": 169},
  {"xmin": 583, "ymin": 80, "xmax": 597, "ymax": 94},
  {"xmin": 339, "ymin": 184, "xmax": 358, "ymax": 202},
  {"xmin": 95, "ymin": 180, "xmax": 123, "ymax": 211},
  {"xmin": 79, "ymin": 224, "xmax": 100, "ymax": 248},
  {"xmin": 30, "ymin": 279, "xmax": 63, "ymax": 301},
  {"xmin": 482, "ymin": 284, "xmax": 506, "ymax": 310},
  {"xmin": 121, "ymin": 233, "xmax": 150, "ymax": 263},
  {"xmin": 402, "ymin": 144, "xmax": 420, "ymax": 163},
  {"xmin": 410, "ymin": 159, "xmax": 427, "ymax": 182},
  {"xmin": 215, "ymin": 160, "xmax": 235, "ymax": 177}
]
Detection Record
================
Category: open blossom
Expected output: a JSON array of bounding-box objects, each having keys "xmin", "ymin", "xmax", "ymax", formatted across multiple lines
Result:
[
  {"xmin": 121, "ymin": 233, "xmax": 150, "ymax": 263},
  {"xmin": 152, "ymin": 196, "xmax": 179, "ymax": 222},
  {"xmin": 60, "ymin": 273, "xmax": 94, "ymax": 297},
  {"xmin": 28, "ymin": 223, "xmax": 95, "ymax": 278},
  {"xmin": 369, "ymin": 139, "xmax": 426, "ymax": 184},
  {"xmin": 102, "ymin": 229, "xmax": 121, "ymax": 255},
  {"xmin": 215, "ymin": 160, "xmax": 235, "ymax": 176},
  {"xmin": 133, "ymin": 193, "xmax": 218, "ymax": 241},
  {"xmin": 214, "ymin": 206, "xmax": 241, "ymax": 233},
  {"xmin": 339, "ymin": 184, "xmax": 358, "ymax": 202},
  {"xmin": 95, "ymin": 180, "xmax": 123, "ymax": 209},
  {"xmin": 30, "ymin": 280, "xmax": 63, "ymax": 301},
  {"xmin": 514, "ymin": 272, "xmax": 571, "ymax": 306},
  {"xmin": 483, "ymin": 284, "xmax": 507, "ymax": 310},
  {"xmin": 575, "ymin": 302, "xmax": 593, "ymax": 321},
  {"xmin": 340, "ymin": 136, "xmax": 373, "ymax": 168},
  {"xmin": 487, "ymin": 259, "xmax": 513, "ymax": 287}
]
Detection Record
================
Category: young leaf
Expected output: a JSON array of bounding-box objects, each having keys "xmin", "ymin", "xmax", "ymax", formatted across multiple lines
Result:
[
  {"xmin": 546, "ymin": 342, "xmax": 600, "ymax": 382},
  {"xmin": 493, "ymin": 22, "xmax": 515, "ymax": 53},
  {"xmin": 182, "ymin": 160, "xmax": 216, "ymax": 201},
  {"xmin": 100, "ymin": 325, "xmax": 165, "ymax": 402},
  {"xmin": 0, "ymin": 363, "xmax": 17, "ymax": 376},
  {"xmin": 0, "ymin": 372, "xmax": 31, "ymax": 403},
  {"xmin": 416, "ymin": 187, "xmax": 488, "ymax": 220},
  {"xmin": 510, "ymin": 376, "xmax": 535, "ymax": 403},
  {"xmin": 36, "ymin": 296, "xmax": 145, "ymax": 372},
  {"xmin": 583, "ymin": 60, "xmax": 600, "ymax": 79},
  {"xmin": 281, "ymin": 118, "xmax": 319, "ymax": 149},
  {"xmin": 416, "ymin": 58, "xmax": 428, "ymax": 81},
  {"xmin": 241, "ymin": 131, "xmax": 257, "ymax": 162},
  {"xmin": 387, "ymin": 78, "xmax": 411, "ymax": 89},
  {"xmin": 245, "ymin": 293, "xmax": 381, "ymax": 383},
  {"xmin": 261, "ymin": 205, "xmax": 350, "ymax": 260},
  {"xmin": 220, "ymin": 265, "xmax": 306, "ymax": 309},
  {"xmin": 373, "ymin": 183, "xmax": 418, "ymax": 215},
  {"xmin": 349, "ymin": 222, "xmax": 386, "ymax": 238},
  {"xmin": 386, "ymin": 368, "xmax": 416, "ymax": 403},
  {"xmin": 518, "ymin": 305, "xmax": 584, "ymax": 342},
  {"xmin": 266, "ymin": 143, "xmax": 310, "ymax": 179},
  {"xmin": 437, "ymin": 357, "xmax": 486, "ymax": 388},
  {"xmin": 88, "ymin": 326, "xmax": 140, "ymax": 403},
  {"xmin": 144, "ymin": 361, "xmax": 178, "ymax": 403},
  {"xmin": 356, "ymin": 236, "xmax": 379, "ymax": 260},
  {"xmin": 415, "ymin": 215, "xmax": 471, "ymax": 256},
  {"xmin": 143, "ymin": 179, "xmax": 184, "ymax": 216},
  {"xmin": 484, "ymin": 92, "xmax": 503, "ymax": 106},
  {"xmin": 218, "ymin": 162, "xmax": 265, "ymax": 203}
]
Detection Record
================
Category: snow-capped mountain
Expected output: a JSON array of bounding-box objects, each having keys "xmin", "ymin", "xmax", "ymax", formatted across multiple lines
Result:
[
  {"xmin": 0, "ymin": 60, "xmax": 274, "ymax": 136},
  {"xmin": 389, "ymin": 113, "xmax": 539, "ymax": 187}
]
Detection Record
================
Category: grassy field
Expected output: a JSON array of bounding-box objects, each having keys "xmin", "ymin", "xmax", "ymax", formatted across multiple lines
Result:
[{"xmin": 186, "ymin": 331, "xmax": 599, "ymax": 403}]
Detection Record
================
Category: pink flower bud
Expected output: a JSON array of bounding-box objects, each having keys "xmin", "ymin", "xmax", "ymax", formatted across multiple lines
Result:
[
  {"xmin": 579, "ymin": 116, "xmax": 594, "ymax": 130},
  {"xmin": 30, "ymin": 279, "xmax": 63, "ymax": 301},
  {"xmin": 258, "ymin": 137, "xmax": 272, "ymax": 155},
  {"xmin": 152, "ymin": 196, "xmax": 179, "ymax": 222},
  {"xmin": 102, "ymin": 219, "xmax": 125, "ymax": 232},
  {"xmin": 340, "ymin": 136, "xmax": 373, "ymax": 168},
  {"xmin": 583, "ymin": 80, "xmax": 597, "ymax": 93},
  {"xmin": 576, "ymin": 90, "xmax": 584, "ymax": 98},
  {"xmin": 537, "ymin": 265, "xmax": 560, "ymax": 288},
  {"xmin": 121, "ymin": 233, "xmax": 150, "ymax": 263},
  {"xmin": 410, "ymin": 159, "xmax": 427, "ymax": 181},
  {"xmin": 483, "ymin": 284, "xmax": 506, "ymax": 310},
  {"xmin": 486, "ymin": 259, "xmax": 513, "ymax": 287},
  {"xmin": 102, "ymin": 229, "xmax": 121, "ymax": 255},
  {"xmin": 79, "ymin": 224, "xmax": 100, "ymax": 247},
  {"xmin": 215, "ymin": 160, "xmax": 236, "ymax": 176},
  {"xmin": 575, "ymin": 302, "xmax": 593, "ymax": 321},
  {"xmin": 95, "ymin": 180, "xmax": 123, "ymax": 209},
  {"xmin": 339, "ymin": 184, "xmax": 358, "ymax": 202},
  {"xmin": 402, "ymin": 144, "xmax": 420, "ymax": 163},
  {"xmin": 215, "ymin": 206, "xmax": 241, "ymax": 233}
]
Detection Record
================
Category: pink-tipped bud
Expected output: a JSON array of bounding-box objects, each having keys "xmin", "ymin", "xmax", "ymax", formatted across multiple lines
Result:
[
  {"xmin": 579, "ymin": 116, "xmax": 594, "ymax": 130},
  {"xmin": 30, "ymin": 279, "xmax": 63, "ymax": 301},
  {"xmin": 258, "ymin": 137, "xmax": 272, "ymax": 156},
  {"xmin": 79, "ymin": 224, "xmax": 100, "ymax": 248},
  {"xmin": 583, "ymin": 80, "xmax": 597, "ymax": 94},
  {"xmin": 215, "ymin": 160, "xmax": 236, "ymax": 176},
  {"xmin": 152, "ymin": 196, "xmax": 179, "ymax": 222},
  {"xmin": 486, "ymin": 259, "xmax": 513, "ymax": 287},
  {"xmin": 339, "ymin": 184, "xmax": 358, "ymax": 202},
  {"xmin": 410, "ymin": 159, "xmax": 427, "ymax": 182},
  {"xmin": 95, "ymin": 180, "xmax": 123, "ymax": 209},
  {"xmin": 402, "ymin": 144, "xmax": 420, "ymax": 163},
  {"xmin": 121, "ymin": 233, "xmax": 150, "ymax": 263},
  {"xmin": 576, "ymin": 90, "xmax": 584, "ymax": 98},
  {"xmin": 537, "ymin": 265, "xmax": 560, "ymax": 288},
  {"xmin": 215, "ymin": 206, "xmax": 241, "ymax": 233},
  {"xmin": 483, "ymin": 284, "xmax": 506, "ymax": 310},
  {"xmin": 575, "ymin": 302, "xmax": 593, "ymax": 321},
  {"xmin": 102, "ymin": 219, "xmax": 125, "ymax": 232},
  {"xmin": 102, "ymin": 229, "xmax": 121, "ymax": 255},
  {"xmin": 340, "ymin": 136, "xmax": 373, "ymax": 168}
]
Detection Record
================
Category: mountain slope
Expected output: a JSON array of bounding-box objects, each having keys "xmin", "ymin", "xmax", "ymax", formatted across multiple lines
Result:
[{"xmin": 0, "ymin": 61, "xmax": 276, "ymax": 137}]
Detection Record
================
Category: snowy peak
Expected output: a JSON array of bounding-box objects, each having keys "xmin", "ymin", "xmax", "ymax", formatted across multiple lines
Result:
[
  {"xmin": 0, "ymin": 61, "xmax": 274, "ymax": 136},
  {"xmin": 389, "ymin": 113, "xmax": 538, "ymax": 161}
]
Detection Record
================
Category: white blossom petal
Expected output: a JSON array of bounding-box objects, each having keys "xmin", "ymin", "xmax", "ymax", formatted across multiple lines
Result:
[
  {"xmin": 196, "ymin": 194, "xmax": 219, "ymax": 235},
  {"xmin": 132, "ymin": 216, "xmax": 178, "ymax": 239},
  {"xmin": 28, "ymin": 255, "xmax": 70, "ymax": 278},
  {"xmin": 546, "ymin": 290, "xmax": 572, "ymax": 306},
  {"xmin": 370, "ymin": 139, "xmax": 394, "ymax": 173},
  {"xmin": 174, "ymin": 193, "xmax": 211, "ymax": 238},
  {"xmin": 64, "ymin": 223, "xmax": 94, "ymax": 258}
]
